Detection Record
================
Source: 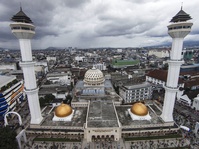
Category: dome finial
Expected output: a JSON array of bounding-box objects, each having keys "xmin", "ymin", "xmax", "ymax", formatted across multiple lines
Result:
[{"xmin": 92, "ymin": 65, "xmax": 96, "ymax": 69}]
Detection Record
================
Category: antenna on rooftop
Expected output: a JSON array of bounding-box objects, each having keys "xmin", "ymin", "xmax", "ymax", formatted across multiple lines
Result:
[{"xmin": 181, "ymin": 2, "xmax": 183, "ymax": 10}]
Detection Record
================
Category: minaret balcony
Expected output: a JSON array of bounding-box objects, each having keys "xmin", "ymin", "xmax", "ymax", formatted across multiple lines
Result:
[
  {"xmin": 10, "ymin": 22, "xmax": 35, "ymax": 39},
  {"xmin": 167, "ymin": 22, "xmax": 193, "ymax": 38}
]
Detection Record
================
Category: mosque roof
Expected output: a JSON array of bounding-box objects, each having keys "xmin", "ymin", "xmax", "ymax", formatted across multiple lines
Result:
[
  {"xmin": 54, "ymin": 103, "xmax": 72, "ymax": 117},
  {"xmin": 83, "ymin": 67, "xmax": 105, "ymax": 85},
  {"xmin": 131, "ymin": 102, "xmax": 148, "ymax": 116},
  {"xmin": 170, "ymin": 8, "xmax": 192, "ymax": 22},
  {"xmin": 11, "ymin": 7, "xmax": 33, "ymax": 23}
]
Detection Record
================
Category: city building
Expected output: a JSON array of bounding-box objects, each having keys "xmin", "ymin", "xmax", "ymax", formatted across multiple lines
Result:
[
  {"xmin": 46, "ymin": 72, "xmax": 72, "ymax": 85},
  {"xmin": 111, "ymin": 59, "xmax": 140, "ymax": 68},
  {"xmin": 192, "ymin": 95, "xmax": 199, "ymax": 110},
  {"xmin": 73, "ymin": 67, "xmax": 120, "ymax": 101},
  {"xmin": 119, "ymin": 82, "xmax": 152, "ymax": 103},
  {"xmin": 0, "ymin": 63, "xmax": 17, "ymax": 70},
  {"xmin": 46, "ymin": 56, "xmax": 56, "ymax": 62},
  {"xmin": 0, "ymin": 75, "xmax": 25, "ymax": 120},
  {"xmin": 75, "ymin": 56, "xmax": 87, "ymax": 63},
  {"xmin": 93, "ymin": 62, "xmax": 106, "ymax": 71},
  {"xmin": 148, "ymin": 49, "xmax": 170, "ymax": 58},
  {"xmin": 146, "ymin": 69, "xmax": 184, "ymax": 88}
]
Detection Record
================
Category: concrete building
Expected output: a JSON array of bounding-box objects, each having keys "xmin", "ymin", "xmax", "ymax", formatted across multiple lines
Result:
[
  {"xmin": 146, "ymin": 69, "xmax": 184, "ymax": 88},
  {"xmin": 119, "ymin": 82, "xmax": 152, "ymax": 103},
  {"xmin": 46, "ymin": 56, "xmax": 56, "ymax": 62},
  {"xmin": 0, "ymin": 75, "xmax": 25, "ymax": 120},
  {"xmin": 93, "ymin": 62, "xmax": 106, "ymax": 71},
  {"xmin": 0, "ymin": 63, "xmax": 17, "ymax": 70},
  {"xmin": 46, "ymin": 72, "xmax": 72, "ymax": 86},
  {"xmin": 148, "ymin": 49, "xmax": 170, "ymax": 58},
  {"xmin": 111, "ymin": 59, "xmax": 140, "ymax": 68},
  {"xmin": 75, "ymin": 56, "xmax": 86, "ymax": 63},
  {"xmin": 192, "ymin": 96, "xmax": 199, "ymax": 110},
  {"xmin": 35, "ymin": 61, "xmax": 48, "ymax": 74}
]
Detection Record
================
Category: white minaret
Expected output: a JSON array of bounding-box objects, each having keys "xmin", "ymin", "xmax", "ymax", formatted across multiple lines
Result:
[
  {"xmin": 160, "ymin": 8, "xmax": 193, "ymax": 122},
  {"xmin": 10, "ymin": 7, "xmax": 43, "ymax": 124}
]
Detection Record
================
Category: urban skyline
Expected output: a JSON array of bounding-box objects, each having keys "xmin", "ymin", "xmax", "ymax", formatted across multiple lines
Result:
[
  {"xmin": 0, "ymin": 0, "xmax": 199, "ymax": 49},
  {"xmin": 0, "ymin": 4, "xmax": 199, "ymax": 148}
]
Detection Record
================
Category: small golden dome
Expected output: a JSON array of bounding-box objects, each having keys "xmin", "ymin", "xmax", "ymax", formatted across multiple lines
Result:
[
  {"xmin": 55, "ymin": 103, "xmax": 72, "ymax": 117},
  {"xmin": 131, "ymin": 102, "xmax": 148, "ymax": 116}
]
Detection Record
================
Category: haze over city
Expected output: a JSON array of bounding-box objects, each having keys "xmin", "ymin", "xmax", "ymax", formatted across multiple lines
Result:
[{"xmin": 0, "ymin": 0, "xmax": 199, "ymax": 49}]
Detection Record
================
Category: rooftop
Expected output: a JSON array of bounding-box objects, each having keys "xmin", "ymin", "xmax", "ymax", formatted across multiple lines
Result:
[
  {"xmin": 40, "ymin": 106, "xmax": 87, "ymax": 128},
  {"xmin": 87, "ymin": 100, "xmax": 119, "ymax": 127},
  {"xmin": 147, "ymin": 69, "xmax": 183, "ymax": 84},
  {"xmin": 116, "ymin": 103, "xmax": 163, "ymax": 127},
  {"xmin": 170, "ymin": 8, "xmax": 192, "ymax": 22},
  {"xmin": 11, "ymin": 7, "xmax": 33, "ymax": 23},
  {"xmin": 0, "ymin": 75, "xmax": 16, "ymax": 88},
  {"xmin": 123, "ymin": 82, "xmax": 151, "ymax": 90},
  {"xmin": 112, "ymin": 59, "xmax": 140, "ymax": 66}
]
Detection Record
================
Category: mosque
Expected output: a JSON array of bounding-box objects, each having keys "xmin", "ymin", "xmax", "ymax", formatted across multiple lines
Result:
[
  {"xmin": 9, "ymin": 6, "xmax": 192, "ymax": 148},
  {"xmin": 25, "ymin": 66, "xmax": 182, "ymax": 148}
]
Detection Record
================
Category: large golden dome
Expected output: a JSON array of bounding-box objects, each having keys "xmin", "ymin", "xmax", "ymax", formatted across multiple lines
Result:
[
  {"xmin": 55, "ymin": 103, "xmax": 72, "ymax": 117},
  {"xmin": 131, "ymin": 102, "xmax": 148, "ymax": 116}
]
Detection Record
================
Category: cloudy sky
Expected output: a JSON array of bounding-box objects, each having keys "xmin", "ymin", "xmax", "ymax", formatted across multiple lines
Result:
[{"xmin": 0, "ymin": 0, "xmax": 198, "ymax": 49}]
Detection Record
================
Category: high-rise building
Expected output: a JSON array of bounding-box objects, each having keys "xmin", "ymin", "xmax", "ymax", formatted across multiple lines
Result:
[
  {"xmin": 161, "ymin": 8, "xmax": 193, "ymax": 122},
  {"xmin": 10, "ymin": 7, "xmax": 43, "ymax": 124}
]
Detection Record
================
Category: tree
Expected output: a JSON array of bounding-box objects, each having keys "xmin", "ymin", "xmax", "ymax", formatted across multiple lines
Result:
[
  {"xmin": 0, "ymin": 126, "xmax": 18, "ymax": 149},
  {"xmin": 39, "ymin": 97, "xmax": 46, "ymax": 107},
  {"xmin": 1, "ymin": 86, "xmax": 7, "ymax": 92},
  {"xmin": 39, "ymin": 94, "xmax": 55, "ymax": 107},
  {"xmin": 44, "ymin": 94, "xmax": 55, "ymax": 102},
  {"xmin": 64, "ymin": 94, "xmax": 72, "ymax": 105},
  {"xmin": 162, "ymin": 63, "xmax": 168, "ymax": 70},
  {"xmin": 70, "ymin": 82, "xmax": 74, "ymax": 91},
  {"xmin": 66, "ymin": 94, "xmax": 72, "ymax": 101},
  {"xmin": 113, "ymin": 85, "xmax": 119, "ymax": 95}
]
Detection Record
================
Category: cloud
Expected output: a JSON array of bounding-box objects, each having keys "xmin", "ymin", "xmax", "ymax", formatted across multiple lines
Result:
[
  {"xmin": 61, "ymin": 0, "xmax": 91, "ymax": 8},
  {"xmin": 0, "ymin": 0, "xmax": 198, "ymax": 49}
]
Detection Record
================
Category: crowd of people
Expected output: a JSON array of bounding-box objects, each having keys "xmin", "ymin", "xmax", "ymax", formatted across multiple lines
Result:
[{"xmin": 174, "ymin": 102, "xmax": 199, "ymax": 148}]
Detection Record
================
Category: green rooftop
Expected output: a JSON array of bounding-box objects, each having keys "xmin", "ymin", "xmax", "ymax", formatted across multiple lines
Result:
[{"xmin": 112, "ymin": 59, "xmax": 140, "ymax": 66}]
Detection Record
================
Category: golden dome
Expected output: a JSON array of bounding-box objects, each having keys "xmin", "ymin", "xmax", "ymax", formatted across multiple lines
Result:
[
  {"xmin": 131, "ymin": 102, "xmax": 148, "ymax": 116},
  {"xmin": 55, "ymin": 103, "xmax": 72, "ymax": 117}
]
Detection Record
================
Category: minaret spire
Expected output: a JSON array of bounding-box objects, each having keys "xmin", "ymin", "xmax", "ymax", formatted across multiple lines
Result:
[
  {"xmin": 181, "ymin": 2, "xmax": 183, "ymax": 10},
  {"xmin": 20, "ymin": 2, "xmax": 22, "ymax": 11}
]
